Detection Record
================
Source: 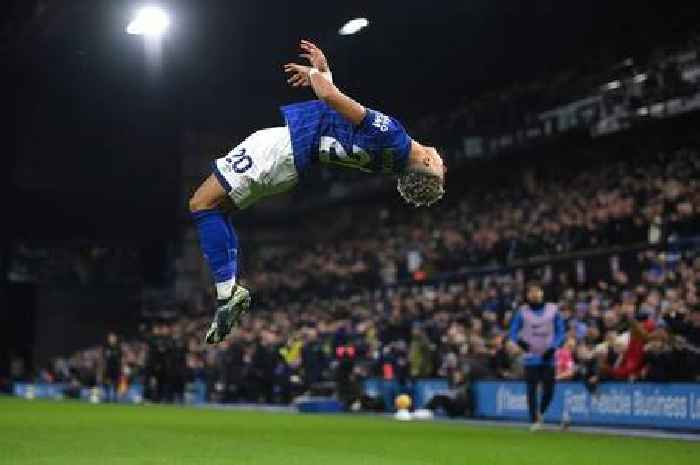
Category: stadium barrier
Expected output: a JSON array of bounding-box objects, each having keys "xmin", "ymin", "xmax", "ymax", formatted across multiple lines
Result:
[
  {"xmin": 295, "ymin": 396, "xmax": 344, "ymax": 413},
  {"xmin": 13, "ymin": 383, "xmax": 68, "ymax": 400},
  {"xmin": 12, "ymin": 381, "xmax": 208, "ymax": 405},
  {"xmin": 363, "ymin": 378, "xmax": 450, "ymax": 410},
  {"xmin": 362, "ymin": 379, "xmax": 700, "ymax": 430},
  {"xmin": 473, "ymin": 380, "xmax": 700, "ymax": 431}
]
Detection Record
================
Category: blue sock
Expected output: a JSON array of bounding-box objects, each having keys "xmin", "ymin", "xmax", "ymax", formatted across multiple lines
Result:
[{"xmin": 192, "ymin": 209, "xmax": 238, "ymax": 299}]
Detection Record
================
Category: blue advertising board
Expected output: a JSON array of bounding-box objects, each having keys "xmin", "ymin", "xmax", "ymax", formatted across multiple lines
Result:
[
  {"xmin": 14, "ymin": 382, "xmax": 205, "ymax": 405},
  {"xmin": 363, "ymin": 378, "xmax": 449, "ymax": 410},
  {"xmin": 474, "ymin": 381, "xmax": 700, "ymax": 430},
  {"xmin": 363, "ymin": 378, "xmax": 398, "ymax": 410},
  {"xmin": 184, "ymin": 381, "xmax": 207, "ymax": 405},
  {"xmin": 13, "ymin": 383, "xmax": 68, "ymax": 400},
  {"xmin": 78, "ymin": 384, "xmax": 145, "ymax": 404},
  {"xmin": 412, "ymin": 379, "xmax": 451, "ymax": 409}
]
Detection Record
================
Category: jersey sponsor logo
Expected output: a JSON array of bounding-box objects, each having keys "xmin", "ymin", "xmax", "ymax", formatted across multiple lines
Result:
[{"xmin": 318, "ymin": 136, "xmax": 372, "ymax": 172}]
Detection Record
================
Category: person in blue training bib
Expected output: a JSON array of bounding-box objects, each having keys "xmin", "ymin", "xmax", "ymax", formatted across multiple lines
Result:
[
  {"xmin": 508, "ymin": 280, "xmax": 565, "ymax": 431},
  {"xmin": 188, "ymin": 40, "xmax": 446, "ymax": 344}
]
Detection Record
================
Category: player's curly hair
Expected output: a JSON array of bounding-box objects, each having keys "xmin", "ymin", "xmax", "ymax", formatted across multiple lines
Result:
[{"xmin": 397, "ymin": 170, "xmax": 444, "ymax": 207}]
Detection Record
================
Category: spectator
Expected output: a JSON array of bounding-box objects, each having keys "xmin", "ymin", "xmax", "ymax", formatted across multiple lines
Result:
[
  {"xmin": 555, "ymin": 337, "xmax": 576, "ymax": 381},
  {"xmin": 102, "ymin": 333, "xmax": 122, "ymax": 402},
  {"xmin": 408, "ymin": 323, "xmax": 434, "ymax": 378}
]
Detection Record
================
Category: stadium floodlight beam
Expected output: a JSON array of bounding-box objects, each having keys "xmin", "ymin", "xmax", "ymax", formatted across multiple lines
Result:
[
  {"xmin": 339, "ymin": 17, "xmax": 369, "ymax": 36},
  {"xmin": 127, "ymin": 6, "xmax": 170, "ymax": 36}
]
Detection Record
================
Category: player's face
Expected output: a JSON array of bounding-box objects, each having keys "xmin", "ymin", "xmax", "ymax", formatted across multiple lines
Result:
[
  {"xmin": 425, "ymin": 146, "xmax": 445, "ymax": 179},
  {"xmin": 527, "ymin": 286, "xmax": 544, "ymax": 305}
]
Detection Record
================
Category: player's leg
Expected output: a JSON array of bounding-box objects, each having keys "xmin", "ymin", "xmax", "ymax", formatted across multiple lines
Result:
[
  {"xmin": 524, "ymin": 365, "xmax": 540, "ymax": 426},
  {"xmin": 539, "ymin": 364, "xmax": 556, "ymax": 419},
  {"xmin": 189, "ymin": 175, "xmax": 250, "ymax": 344},
  {"xmin": 194, "ymin": 127, "xmax": 296, "ymax": 344},
  {"xmin": 189, "ymin": 175, "xmax": 237, "ymax": 299}
]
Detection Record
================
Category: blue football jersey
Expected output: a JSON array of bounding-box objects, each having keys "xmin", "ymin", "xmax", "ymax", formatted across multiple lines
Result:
[{"xmin": 280, "ymin": 100, "xmax": 411, "ymax": 174}]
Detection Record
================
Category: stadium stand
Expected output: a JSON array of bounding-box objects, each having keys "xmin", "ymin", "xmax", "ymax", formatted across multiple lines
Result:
[
  {"xmin": 32, "ymin": 144, "xmax": 700, "ymax": 409},
  {"xmin": 8, "ymin": 34, "xmax": 700, "ymax": 415}
]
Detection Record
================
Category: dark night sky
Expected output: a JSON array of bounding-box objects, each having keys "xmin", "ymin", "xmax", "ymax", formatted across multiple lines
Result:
[{"xmin": 5, "ymin": 0, "xmax": 699, "ymax": 240}]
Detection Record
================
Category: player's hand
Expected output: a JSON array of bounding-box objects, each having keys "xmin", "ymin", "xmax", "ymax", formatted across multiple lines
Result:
[
  {"xmin": 516, "ymin": 339, "xmax": 530, "ymax": 352},
  {"xmin": 283, "ymin": 63, "xmax": 312, "ymax": 87},
  {"xmin": 284, "ymin": 63, "xmax": 311, "ymax": 87},
  {"xmin": 299, "ymin": 39, "xmax": 329, "ymax": 72}
]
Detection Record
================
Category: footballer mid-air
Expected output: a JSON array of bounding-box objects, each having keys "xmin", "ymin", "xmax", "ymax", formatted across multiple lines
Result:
[{"xmin": 189, "ymin": 40, "xmax": 445, "ymax": 344}]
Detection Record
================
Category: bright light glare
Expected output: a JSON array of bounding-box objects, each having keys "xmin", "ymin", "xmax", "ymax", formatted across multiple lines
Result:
[
  {"xmin": 127, "ymin": 7, "xmax": 170, "ymax": 36},
  {"xmin": 339, "ymin": 18, "xmax": 369, "ymax": 36}
]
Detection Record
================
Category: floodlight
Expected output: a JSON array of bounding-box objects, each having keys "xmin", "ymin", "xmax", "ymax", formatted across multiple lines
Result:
[
  {"xmin": 127, "ymin": 7, "xmax": 170, "ymax": 37},
  {"xmin": 339, "ymin": 18, "xmax": 369, "ymax": 36}
]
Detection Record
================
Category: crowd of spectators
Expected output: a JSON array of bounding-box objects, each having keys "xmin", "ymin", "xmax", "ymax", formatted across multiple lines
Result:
[
  {"xmin": 43, "ymin": 244, "xmax": 700, "ymax": 410},
  {"xmin": 38, "ymin": 144, "xmax": 700, "ymax": 410},
  {"xmin": 243, "ymin": 148, "xmax": 700, "ymax": 301}
]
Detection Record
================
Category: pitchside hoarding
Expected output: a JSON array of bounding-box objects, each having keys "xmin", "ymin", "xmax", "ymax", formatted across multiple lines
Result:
[
  {"xmin": 474, "ymin": 381, "xmax": 700, "ymax": 430},
  {"xmin": 12, "ymin": 381, "xmax": 207, "ymax": 405}
]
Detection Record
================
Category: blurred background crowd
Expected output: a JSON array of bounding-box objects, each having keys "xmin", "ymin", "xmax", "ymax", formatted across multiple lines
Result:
[
  {"xmin": 244, "ymin": 147, "xmax": 700, "ymax": 298},
  {"xmin": 20, "ymin": 144, "xmax": 700, "ymax": 412}
]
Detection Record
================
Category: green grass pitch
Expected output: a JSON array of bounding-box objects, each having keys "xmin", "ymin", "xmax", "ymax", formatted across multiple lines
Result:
[{"xmin": 1, "ymin": 396, "xmax": 698, "ymax": 465}]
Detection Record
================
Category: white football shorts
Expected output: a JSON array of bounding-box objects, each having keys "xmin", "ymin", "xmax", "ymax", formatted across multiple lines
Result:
[{"xmin": 213, "ymin": 127, "xmax": 299, "ymax": 209}]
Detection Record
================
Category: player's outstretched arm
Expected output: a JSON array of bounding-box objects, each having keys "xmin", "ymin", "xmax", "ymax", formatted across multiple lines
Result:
[{"xmin": 284, "ymin": 40, "xmax": 367, "ymax": 126}]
